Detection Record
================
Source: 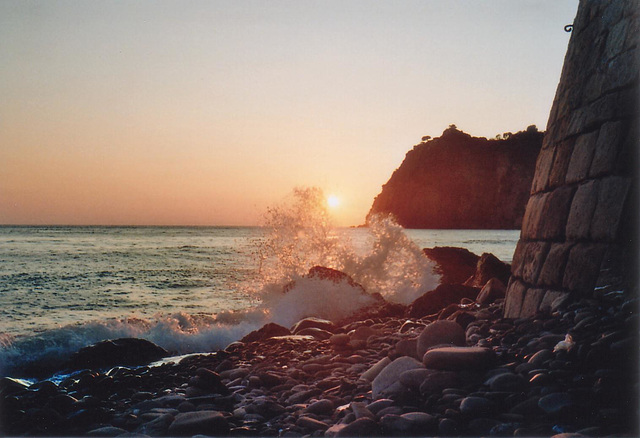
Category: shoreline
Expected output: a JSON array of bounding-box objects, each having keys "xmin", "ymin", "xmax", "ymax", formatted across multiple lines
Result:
[{"xmin": 2, "ymin": 255, "xmax": 637, "ymax": 437}]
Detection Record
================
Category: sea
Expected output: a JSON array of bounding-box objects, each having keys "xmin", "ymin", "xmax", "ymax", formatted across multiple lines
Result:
[{"xmin": 0, "ymin": 224, "xmax": 519, "ymax": 378}]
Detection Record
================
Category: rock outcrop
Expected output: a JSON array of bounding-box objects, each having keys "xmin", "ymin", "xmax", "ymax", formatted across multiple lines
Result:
[{"xmin": 367, "ymin": 125, "xmax": 543, "ymax": 229}]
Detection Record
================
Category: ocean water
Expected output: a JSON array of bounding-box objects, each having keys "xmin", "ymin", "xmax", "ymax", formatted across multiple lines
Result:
[{"xmin": 0, "ymin": 224, "xmax": 518, "ymax": 377}]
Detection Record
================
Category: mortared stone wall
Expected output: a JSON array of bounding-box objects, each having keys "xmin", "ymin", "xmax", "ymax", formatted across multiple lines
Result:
[{"xmin": 504, "ymin": 0, "xmax": 638, "ymax": 318}]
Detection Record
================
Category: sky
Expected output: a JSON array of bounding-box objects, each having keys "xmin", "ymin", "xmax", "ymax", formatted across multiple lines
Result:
[{"xmin": 0, "ymin": 0, "xmax": 579, "ymax": 227}]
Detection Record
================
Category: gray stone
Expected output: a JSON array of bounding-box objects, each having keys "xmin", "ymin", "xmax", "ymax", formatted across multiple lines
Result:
[
  {"xmin": 590, "ymin": 176, "xmax": 630, "ymax": 241},
  {"xmin": 521, "ymin": 193, "xmax": 547, "ymax": 239},
  {"xmin": 399, "ymin": 368, "xmax": 431, "ymax": 390},
  {"xmin": 531, "ymin": 148, "xmax": 555, "ymax": 194},
  {"xmin": 460, "ymin": 396, "xmax": 492, "ymax": 416},
  {"xmin": 419, "ymin": 370, "xmax": 461, "ymax": 394},
  {"xmin": 334, "ymin": 417, "xmax": 380, "ymax": 437},
  {"xmin": 590, "ymin": 121, "xmax": 624, "ymax": 176},
  {"xmin": 548, "ymin": 139, "xmax": 575, "ymax": 187},
  {"xmin": 519, "ymin": 288, "xmax": 546, "ymax": 317},
  {"xmin": 565, "ymin": 130, "xmax": 599, "ymax": 183},
  {"xmin": 476, "ymin": 278, "xmax": 506, "ymax": 304},
  {"xmin": 296, "ymin": 416, "xmax": 328, "ymax": 431},
  {"xmin": 305, "ymin": 399, "xmax": 334, "ymax": 415},
  {"xmin": 504, "ymin": 279, "xmax": 527, "ymax": 318},
  {"xmin": 380, "ymin": 414, "xmax": 413, "ymax": 434},
  {"xmin": 359, "ymin": 357, "xmax": 391, "ymax": 382},
  {"xmin": 422, "ymin": 346, "xmax": 494, "ymax": 371},
  {"xmin": 521, "ymin": 242, "xmax": 551, "ymax": 284},
  {"xmin": 563, "ymin": 243, "xmax": 606, "ymax": 293},
  {"xmin": 167, "ymin": 410, "xmax": 229, "ymax": 436},
  {"xmin": 416, "ymin": 320, "xmax": 466, "ymax": 359},
  {"xmin": 350, "ymin": 401, "xmax": 375, "ymax": 420},
  {"xmin": 538, "ymin": 186, "xmax": 576, "ymax": 240},
  {"xmin": 394, "ymin": 338, "xmax": 417, "ymax": 359},
  {"xmin": 565, "ymin": 180, "xmax": 599, "ymax": 240},
  {"xmin": 372, "ymin": 356, "xmax": 424, "ymax": 399},
  {"xmin": 538, "ymin": 392, "xmax": 574, "ymax": 414},
  {"xmin": 538, "ymin": 243, "xmax": 574, "ymax": 287},
  {"xmin": 87, "ymin": 427, "xmax": 128, "ymax": 437},
  {"xmin": 485, "ymin": 372, "xmax": 527, "ymax": 392}
]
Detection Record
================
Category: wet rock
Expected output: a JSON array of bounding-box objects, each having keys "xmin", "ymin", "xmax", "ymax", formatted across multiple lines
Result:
[
  {"xmin": 334, "ymin": 417, "xmax": 380, "ymax": 437},
  {"xmin": 189, "ymin": 367, "xmax": 228, "ymax": 394},
  {"xmin": 417, "ymin": 320, "xmax": 466, "ymax": 358},
  {"xmin": 329, "ymin": 333, "xmax": 350, "ymax": 346},
  {"xmin": 87, "ymin": 426, "xmax": 128, "ymax": 436},
  {"xmin": 464, "ymin": 253, "xmax": 511, "ymax": 287},
  {"xmin": 296, "ymin": 327, "xmax": 333, "ymax": 340},
  {"xmin": 166, "ymin": 410, "xmax": 229, "ymax": 436},
  {"xmin": 305, "ymin": 399, "xmax": 334, "ymax": 415},
  {"xmin": 66, "ymin": 338, "xmax": 168, "ymax": 371},
  {"xmin": 372, "ymin": 356, "xmax": 423, "ymax": 399},
  {"xmin": 422, "ymin": 346, "xmax": 494, "ymax": 371},
  {"xmin": 240, "ymin": 323, "xmax": 291, "ymax": 343},
  {"xmin": 538, "ymin": 392, "xmax": 574, "ymax": 414},
  {"xmin": 422, "ymin": 246, "xmax": 480, "ymax": 285},
  {"xmin": 460, "ymin": 396, "xmax": 493, "ymax": 416},
  {"xmin": 409, "ymin": 284, "xmax": 479, "ymax": 318},
  {"xmin": 419, "ymin": 370, "xmax": 461, "ymax": 394},
  {"xmin": 485, "ymin": 372, "xmax": 528, "ymax": 392},
  {"xmin": 296, "ymin": 416, "xmax": 329, "ymax": 431}
]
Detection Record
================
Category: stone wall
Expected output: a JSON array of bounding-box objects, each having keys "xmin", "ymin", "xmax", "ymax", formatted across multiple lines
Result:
[{"xmin": 504, "ymin": 0, "xmax": 638, "ymax": 318}]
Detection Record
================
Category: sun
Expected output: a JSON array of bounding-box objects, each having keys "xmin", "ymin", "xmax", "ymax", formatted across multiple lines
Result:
[{"xmin": 327, "ymin": 195, "xmax": 340, "ymax": 209}]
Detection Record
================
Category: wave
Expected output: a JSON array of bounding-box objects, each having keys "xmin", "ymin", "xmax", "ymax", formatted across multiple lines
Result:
[{"xmin": 0, "ymin": 187, "xmax": 440, "ymax": 378}]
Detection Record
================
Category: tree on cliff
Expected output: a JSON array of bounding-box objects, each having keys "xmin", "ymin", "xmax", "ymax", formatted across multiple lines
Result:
[{"xmin": 366, "ymin": 126, "xmax": 543, "ymax": 229}]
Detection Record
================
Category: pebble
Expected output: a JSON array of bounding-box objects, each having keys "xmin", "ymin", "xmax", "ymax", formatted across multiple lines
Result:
[
  {"xmin": 423, "ymin": 346, "xmax": 495, "ymax": 370},
  {"xmin": 460, "ymin": 396, "xmax": 492, "ymax": 416},
  {"xmin": 371, "ymin": 356, "xmax": 423, "ymax": 399},
  {"xmin": 416, "ymin": 320, "xmax": 466, "ymax": 359}
]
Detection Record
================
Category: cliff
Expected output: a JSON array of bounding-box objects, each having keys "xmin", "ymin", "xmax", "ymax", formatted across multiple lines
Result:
[{"xmin": 367, "ymin": 125, "xmax": 543, "ymax": 229}]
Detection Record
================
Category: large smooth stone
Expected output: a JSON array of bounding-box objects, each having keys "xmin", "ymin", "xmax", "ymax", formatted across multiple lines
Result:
[
  {"xmin": 167, "ymin": 410, "xmax": 229, "ymax": 436},
  {"xmin": 419, "ymin": 370, "xmax": 461, "ymax": 394},
  {"xmin": 291, "ymin": 316, "xmax": 337, "ymax": 334},
  {"xmin": 538, "ymin": 392, "xmax": 574, "ymax": 414},
  {"xmin": 66, "ymin": 338, "xmax": 168, "ymax": 371},
  {"xmin": 360, "ymin": 357, "xmax": 391, "ymax": 382},
  {"xmin": 422, "ymin": 346, "xmax": 494, "ymax": 370},
  {"xmin": 417, "ymin": 320, "xmax": 466, "ymax": 358},
  {"xmin": 460, "ymin": 396, "xmax": 492, "ymax": 416},
  {"xmin": 372, "ymin": 356, "xmax": 424, "ymax": 399},
  {"xmin": 240, "ymin": 323, "xmax": 290, "ymax": 343},
  {"xmin": 484, "ymin": 372, "xmax": 527, "ymax": 392},
  {"xmin": 409, "ymin": 284, "xmax": 479, "ymax": 318}
]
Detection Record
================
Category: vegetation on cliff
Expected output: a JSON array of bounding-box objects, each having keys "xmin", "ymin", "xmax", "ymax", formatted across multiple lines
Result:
[{"xmin": 367, "ymin": 125, "xmax": 543, "ymax": 229}]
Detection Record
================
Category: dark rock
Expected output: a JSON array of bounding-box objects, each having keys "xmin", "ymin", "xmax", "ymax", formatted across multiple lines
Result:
[
  {"xmin": 422, "ymin": 246, "xmax": 480, "ymax": 284},
  {"xmin": 305, "ymin": 399, "xmax": 334, "ymax": 415},
  {"xmin": 460, "ymin": 396, "xmax": 493, "ymax": 416},
  {"xmin": 408, "ymin": 284, "xmax": 479, "ymax": 318},
  {"xmin": 372, "ymin": 356, "xmax": 423, "ymax": 399},
  {"xmin": 87, "ymin": 426, "xmax": 128, "ymax": 436},
  {"xmin": 66, "ymin": 338, "xmax": 168, "ymax": 371},
  {"xmin": 465, "ymin": 253, "xmax": 511, "ymax": 287},
  {"xmin": 476, "ymin": 277, "xmax": 507, "ymax": 304},
  {"xmin": 240, "ymin": 322, "xmax": 290, "ymax": 343},
  {"xmin": 291, "ymin": 317, "xmax": 337, "ymax": 334},
  {"xmin": 485, "ymin": 372, "xmax": 528, "ymax": 392},
  {"xmin": 296, "ymin": 416, "xmax": 329, "ymax": 431},
  {"xmin": 538, "ymin": 392, "xmax": 574, "ymax": 414},
  {"xmin": 335, "ymin": 417, "xmax": 381, "ymax": 437},
  {"xmin": 417, "ymin": 320, "xmax": 466, "ymax": 359},
  {"xmin": 419, "ymin": 370, "xmax": 461, "ymax": 394},
  {"xmin": 166, "ymin": 410, "xmax": 229, "ymax": 436},
  {"xmin": 423, "ymin": 346, "xmax": 495, "ymax": 371}
]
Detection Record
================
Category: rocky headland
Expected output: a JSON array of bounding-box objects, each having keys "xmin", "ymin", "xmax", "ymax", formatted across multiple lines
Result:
[
  {"xmin": 2, "ymin": 249, "xmax": 637, "ymax": 437},
  {"xmin": 367, "ymin": 126, "xmax": 543, "ymax": 229}
]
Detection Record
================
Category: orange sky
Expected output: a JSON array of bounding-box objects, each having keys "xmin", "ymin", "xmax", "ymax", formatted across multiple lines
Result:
[{"xmin": 0, "ymin": 1, "xmax": 579, "ymax": 226}]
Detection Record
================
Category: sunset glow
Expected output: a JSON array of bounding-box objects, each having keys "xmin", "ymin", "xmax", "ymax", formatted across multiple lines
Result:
[
  {"xmin": 327, "ymin": 195, "xmax": 340, "ymax": 209},
  {"xmin": 0, "ymin": 1, "xmax": 579, "ymax": 227}
]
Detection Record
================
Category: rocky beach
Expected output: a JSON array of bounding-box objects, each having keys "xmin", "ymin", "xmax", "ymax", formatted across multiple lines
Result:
[{"xmin": 2, "ymin": 249, "xmax": 637, "ymax": 437}]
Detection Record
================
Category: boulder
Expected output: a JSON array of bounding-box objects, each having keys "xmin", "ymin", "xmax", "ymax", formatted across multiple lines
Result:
[
  {"xmin": 408, "ymin": 284, "xmax": 479, "ymax": 318},
  {"xmin": 416, "ymin": 320, "xmax": 466, "ymax": 359},
  {"xmin": 166, "ymin": 410, "xmax": 229, "ymax": 436},
  {"xmin": 476, "ymin": 277, "xmax": 506, "ymax": 304},
  {"xmin": 291, "ymin": 317, "xmax": 337, "ymax": 334},
  {"xmin": 241, "ymin": 323, "xmax": 291, "ymax": 343},
  {"xmin": 66, "ymin": 338, "xmax": 168, "ymax": 371},
  {"xmin": 464, "ymin": 253, "xmax": 511, "ymax": 287},
  {"xmin": 422, "ymin": 346, "xmax": 495, "ymax": 371},
  {"xmin": 372, "ymin": 356, "xmax": 424, "ymax": 399},
  {"xmin": 422, "ymin": 246, "xmax": 480, "ymax": 284}
]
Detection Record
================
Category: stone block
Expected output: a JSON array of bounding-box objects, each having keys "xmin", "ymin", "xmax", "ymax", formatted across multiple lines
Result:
[
  {"xmin": 510, "ymin": 240, "xmax": 527, "ymax": 278},
  {"xmin": 521, "ymin": 242, "xmax": 551, "ymax": 285},
  {"xmin": 563, "ymin": 243, "xmax": 607, "ymax": 294},
  {"xmin": 538, "ymin": 243, "xmax": 574, "ymax": 287},
  {"xmin": 606, "ymin": 17, "xmax": 629, "ymax": 60},
  {"xmin": 616, "ymin": 123, "xmax": 638, "ymax": 176},
  {"xmin": 565, "ymin": 131, "xmax": 599, "ymax": 183},
  {"xmin": 531, "ymin": 148, "xmax": 555, "ymax": 194},
  {"xmin": 583, "ymin": 92, "xmax": 619, "ymax": 130},
  {"xmin": 567, "ymin": 106, "xmax": 589, "ymax": 137},
  {"xmin": 566, "ymin": 180, "xmax": 600, "ymax": 240},
  {"xmin": 589, "ymin": 120, "xmax": 625, "ymax": 177},
  {"xmin": 548, "ymin": 139, "xmax": 576, "ymax": 187},
  {"xmin": 521, "ymin": 193, "xmax": 546, "ymax": 240},
  {"xmin": 537, "ymin": 186, "xmax": 576, "ymax": 240},
  {"xmin": 539, "ymin": 290, "xmax": 570, "ymax": 313},
  {"xmin": 504, "ymin": 280, "xmax": 527, "ymax": 319},
  {"xmin": 604, "ymin": 48, "xmax": 640, "ymax": 93},
  {"xmin": 519, "ymin": 288, "xmax": 546, "ymax": 318},
  {"xmin": 590, "ymin": 176, "xmax": 630, "ymax": 241}
]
